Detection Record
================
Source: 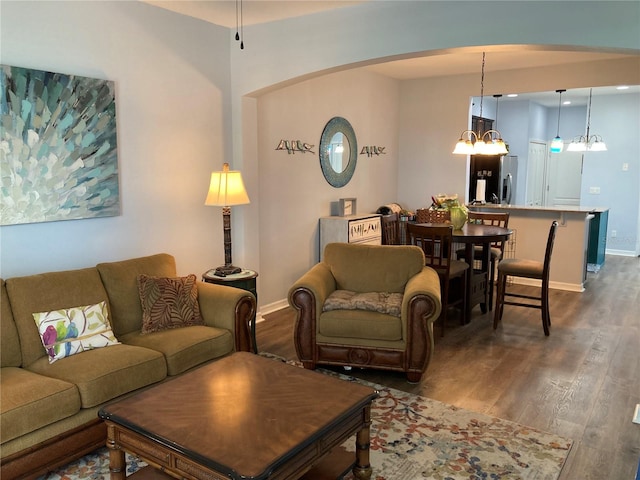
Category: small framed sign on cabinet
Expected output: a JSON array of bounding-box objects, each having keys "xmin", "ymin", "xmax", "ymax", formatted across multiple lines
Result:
[{"xmin": 338, "ymin": 198, "xmax": 357, "ymax": 216}]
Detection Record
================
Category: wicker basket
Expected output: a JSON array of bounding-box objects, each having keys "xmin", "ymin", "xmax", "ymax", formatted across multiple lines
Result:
[{"xmin": 415, "ymin": 208, "xmax": 450, "ymax": 224}]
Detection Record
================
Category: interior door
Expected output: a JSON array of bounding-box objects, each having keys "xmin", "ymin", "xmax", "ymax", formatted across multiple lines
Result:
[
  {"xmin": 545, "ymin": 150, "xmax": 583, "ymax": 206},
  {"xmin": 526, "ymin": 141, "xmax": 547, "ymax": 206}
]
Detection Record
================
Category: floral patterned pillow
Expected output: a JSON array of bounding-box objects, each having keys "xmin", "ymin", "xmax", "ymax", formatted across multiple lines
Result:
[
  {"xmin": 137, "ymin": 274, "xmax": 204, "ymax": 334},
  {"xmin": 323, "ymin": 290, "xmax": 403, "ymax": 317},
  {"xmin": 33, "ymin": 301, "xmax": 119, "ymax": 364}
]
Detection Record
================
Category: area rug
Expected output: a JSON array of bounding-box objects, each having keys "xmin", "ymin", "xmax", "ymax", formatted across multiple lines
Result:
[{"xmin": 38, "ymin": 359, "xmax": 572, "ymax": 480}]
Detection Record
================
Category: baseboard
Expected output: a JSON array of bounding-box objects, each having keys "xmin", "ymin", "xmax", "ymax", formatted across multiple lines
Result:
[
  {"xmin": 605, "ymin": 249, "xmax": 638, "ymax": 257},
  {"xmin": 509, "ymin": 277, "xmax": 585, "ymax": 293},
  {"xmin": 256, "ymin": 298, "xmax": 290, "ymax": 322}
]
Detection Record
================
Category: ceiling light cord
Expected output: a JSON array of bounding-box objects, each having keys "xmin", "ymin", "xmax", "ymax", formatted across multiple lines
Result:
[
  {"xmin": 585, "ymin": 88, "xmax": 593, "ymax": 139},
  {"xmin": 240, "ymin": 0, "xmax": 244, "ymax": 49},
  {"xmin": 555, "ymin": 90, "xmax": 563, "ymax": 137},
  {"xmin": 479, "ymin": 52, "xmax": 485, "ymax": 119},
  {"xmin": 235, "ymin": 0, "xmax": 244, "ymax": 49},
  {"xmin": 235, "ymin": 0, "xmax": 239, "ymax": 41}
]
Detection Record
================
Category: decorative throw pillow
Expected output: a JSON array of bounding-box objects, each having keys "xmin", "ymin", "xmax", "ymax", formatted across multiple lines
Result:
[
  {"xmin": 323, "ymin": 290, "xmax": 403, "ymax": 317},
  {"xmin": 137, "ymin": 274, "xmax": 203, "ymax": 334},
  {"xmin": 33, "ymin": 301, "xmax": 120, "ymax": 364}
]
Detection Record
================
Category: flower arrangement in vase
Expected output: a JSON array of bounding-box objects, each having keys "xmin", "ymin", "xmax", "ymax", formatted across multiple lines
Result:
[{"xmin": 430, "ymin": 194, "xmax": 468, "ymax": 229}]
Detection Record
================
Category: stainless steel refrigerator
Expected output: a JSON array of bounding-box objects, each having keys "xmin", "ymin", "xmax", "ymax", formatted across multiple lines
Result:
[{"xmin": 469, "ymin": 155, "xmax": 518, "ymax": 204}]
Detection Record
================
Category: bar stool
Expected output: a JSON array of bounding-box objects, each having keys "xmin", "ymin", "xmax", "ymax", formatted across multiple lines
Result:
[{"xmin": 493, "ymin": 221, "xmax": 558, "ymax": 336}]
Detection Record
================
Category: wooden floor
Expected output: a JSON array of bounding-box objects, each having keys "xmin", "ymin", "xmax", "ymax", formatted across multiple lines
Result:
[{"xmin": 256, "ymin": 255, "xmax": 640, "ymax": 480}]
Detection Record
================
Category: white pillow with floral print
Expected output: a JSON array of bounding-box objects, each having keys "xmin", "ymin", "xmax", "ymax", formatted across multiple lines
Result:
[{"xmin": 33, "ymin": 301, "xmax": 119, "ymax": 363}]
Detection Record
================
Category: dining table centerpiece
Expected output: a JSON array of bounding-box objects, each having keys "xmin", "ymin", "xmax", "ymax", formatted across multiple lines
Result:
[{"xmin": 431, "ymin": 194, "xmax": 468, "ymax": 229}]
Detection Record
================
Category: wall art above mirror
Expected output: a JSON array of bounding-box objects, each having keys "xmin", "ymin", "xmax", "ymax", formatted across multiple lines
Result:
[{"xmin": 319, "ymin": 116, "xmax": 357, "ymax": 188}]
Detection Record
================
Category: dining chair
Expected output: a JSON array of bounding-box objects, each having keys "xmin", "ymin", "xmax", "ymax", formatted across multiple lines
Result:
[
  {"xmin": 415, "ymin": 208, "xmax": 450, "ymax": 224},
  {"xmin": 381, "ymin": 213, "xmax": 401, "ymax": 245},
  {"xmin": 456, "ymin": 211, "xmax": 510, "ymax": 311},
  {"xmin": 493, "ymin": 221, "xmax": 558, "ymax": 336},
  {"xmin": 407, "ymin": 223, "xmax": 468, "ymax": 336}
]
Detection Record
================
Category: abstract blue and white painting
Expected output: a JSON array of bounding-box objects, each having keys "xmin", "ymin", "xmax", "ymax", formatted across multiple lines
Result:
[{"xmin": 0, "ymin": 65, "xmax": 119, "ymax": 226}]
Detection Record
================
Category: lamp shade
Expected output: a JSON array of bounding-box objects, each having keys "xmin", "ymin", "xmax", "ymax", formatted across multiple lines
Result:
[{"xmin": 205, "ymin": 163, "xmax": 250, "ymax": 206}]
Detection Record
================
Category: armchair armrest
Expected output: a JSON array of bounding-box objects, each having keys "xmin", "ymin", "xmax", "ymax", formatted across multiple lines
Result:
[
  {"xmin": 402, "ymin": 266, "xmax": 442, "ymax": 324},
  {"xmin": 288, "ymin": 263, "xmax": 336, "ymax": 314},
  {"xmin": 288, "ymin": 263, "xmax": 336, "ymax": 366},
  {"xmin": 197, "ymin": 281, "xmax": 256, "ymax": 352},
  {"xmin": 400, "ymin": 266, "xmax": 442, "ymax": 378}
]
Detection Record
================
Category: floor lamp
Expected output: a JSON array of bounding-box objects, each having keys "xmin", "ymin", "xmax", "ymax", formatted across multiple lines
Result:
[{"xmin": 205, "ymin": 163, "xmax": 250, "ymax": 277}]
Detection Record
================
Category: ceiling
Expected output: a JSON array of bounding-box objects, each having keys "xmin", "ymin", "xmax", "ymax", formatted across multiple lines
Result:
[
  {"xmin": 143, "ymin": 1, "xmax": 368, "ymax": 28},
  {"xmin": 144, "ymin": 1, "xmax": 639, "ymax": 106}
]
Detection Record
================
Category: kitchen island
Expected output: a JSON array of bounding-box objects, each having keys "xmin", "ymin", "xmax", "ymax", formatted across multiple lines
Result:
[{"xmin": 470, "ymin": 204, "xmax": 609, "ymax": 292}]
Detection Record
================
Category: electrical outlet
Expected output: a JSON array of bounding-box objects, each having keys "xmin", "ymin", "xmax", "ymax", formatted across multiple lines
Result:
[
  {"xmin": 611, "ymin": 230, "xmax": 617, "ymax": 238},
  {"xmin": 622, "ymin": 163, "xmax": 629, "ymax": 171},
  {"xmin": 589, "ymin": 187, "xmax": 600, "ymax": 194}
]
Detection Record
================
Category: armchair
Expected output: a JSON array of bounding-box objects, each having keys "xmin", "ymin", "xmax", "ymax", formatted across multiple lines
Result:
[{"xmin": 288, "ymin": 243, "xmax": 442, "ymax": 382}]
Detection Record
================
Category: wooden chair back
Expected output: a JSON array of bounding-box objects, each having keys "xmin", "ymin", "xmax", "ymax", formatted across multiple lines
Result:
[
  {"xmin": 542, "ymin": 221, "xmax": 558, "ymax": 284},
  {"xmin": 381, "ymin": 213, "xmax": 401, "ymax": 245},
  {"xmin": 406, "ymin": 223, "xmax": 454, "ymax": 275},
  {"xmin": 467, "ymin": 211, "xmax": 510, "ymax": 251}
]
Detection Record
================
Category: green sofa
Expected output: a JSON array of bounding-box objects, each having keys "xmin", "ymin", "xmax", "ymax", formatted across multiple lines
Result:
[
  {"xmin": 0, "ymin": 253, "xmax": 255, "ymax": 479},
  {"xmin": 289, "ymin": 242, "xmax": 442, "ymax": 383}
]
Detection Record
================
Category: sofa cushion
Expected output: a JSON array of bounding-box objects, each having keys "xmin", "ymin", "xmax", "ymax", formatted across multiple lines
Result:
[
  {"xmin": 27, "ymin": 343, "xmax": 167, "ymax": 408},
  {"xmin": 323, "ymin": 243, "xmax": 425, "ymax": 293},
  {"xmin": 120, "ymin": 325, "xmax": 233, "ymax": 376},
  {"xmin": 137, "ymin": 274, "xmax": 203, "ymax": 334},
  {"xmin": 97, "ymin": 254, "xmax": 177, "ymax": 336},
  {"xmin": 33, "ymin": 301, "xmax": 119, "ymax": 363},
  {"xmin": 0, "ymin": 367, "xmax": 80, "ymax": 444},
  {"xmin": 319, "ymin": 309, "xmax": 403, "ymax": 341},
  {"xmin": 1, "ymin": 280, "xmax": 22, "ymax": 368},
  {"xmin": 6, "ymin": 268, "xmax": 111, "ymax": 368},
  {"xmin": 323, "ymin": 290, "xmax": 403, "ymax": 317}
]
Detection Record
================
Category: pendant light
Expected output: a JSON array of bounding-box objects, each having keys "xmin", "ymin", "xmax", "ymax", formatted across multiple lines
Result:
[
  {"xmin": 453, "ymin": 52, "xmax": 508, "ymax": 156},
  {"xmin": 567, "ymin": 88, "xmax": 607, "ymax": 152},
  {"xmin": 550, "ymin": 89, "xmax": 566, "ymax": 153}
]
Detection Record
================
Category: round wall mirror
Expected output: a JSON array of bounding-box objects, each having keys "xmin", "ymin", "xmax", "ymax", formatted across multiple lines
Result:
[{"xmin": 319, "ymin": 117, "xmax": 357, "ymax": 188}]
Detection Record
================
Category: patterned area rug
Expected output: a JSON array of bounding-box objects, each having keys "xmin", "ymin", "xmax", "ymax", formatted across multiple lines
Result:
[{"xmin": 38, "ymin": 359, "xmax": 572, "ymax": 480}]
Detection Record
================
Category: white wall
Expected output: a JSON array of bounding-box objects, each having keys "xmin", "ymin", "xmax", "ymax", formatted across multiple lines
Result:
[
  {"xmin": 0, "ymin": 1, "xmax": 231, "ymax": 278},
  {"xmin": 581, "ymin": 93, "xmax": 640, "ymax": 254},
  {"xmin": 257, "ymin": 69, "xmax": 400, "ymax": 306}
]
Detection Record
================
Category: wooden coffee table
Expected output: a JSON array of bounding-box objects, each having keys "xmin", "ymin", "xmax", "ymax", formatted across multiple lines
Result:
[{"xmin": 98, "ymin": 352, "xmax": 378, "ymax": 480}]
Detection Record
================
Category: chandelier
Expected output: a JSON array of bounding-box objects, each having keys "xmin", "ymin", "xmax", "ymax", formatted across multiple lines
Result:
[
  {"xmin": 453, "ymin": 52, "xmax": 508, "ymax": 156},
  {"xmin": 567, "ymin": 88, "xmax": 607, "ymax": 152}
]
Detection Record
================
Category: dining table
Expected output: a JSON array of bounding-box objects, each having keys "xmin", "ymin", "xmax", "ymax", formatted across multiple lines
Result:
[{"xmin": 415, "ymin": 222, "xmax": 512, "ymax": 324}]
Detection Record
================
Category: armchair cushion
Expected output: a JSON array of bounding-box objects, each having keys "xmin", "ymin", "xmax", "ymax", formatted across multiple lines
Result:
[
  {"xmin": 324, "ymin": 243, "xmax": 425, "ymax": 293},
  {"xmin": 319, "ymin": 309, "xmax": 402, "ymax": 342},
  {"xmin": 323, "ymin": 290, "xmax": 403, "ymax": 317}
]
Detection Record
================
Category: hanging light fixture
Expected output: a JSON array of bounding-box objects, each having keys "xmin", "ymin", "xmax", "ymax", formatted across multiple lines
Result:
[
  {"xmin": 567, "ymin": 88, "xmax": 607, "ymax": 152},
  {"xmin": 453, "ymin": 52, "xmax": 508, "ymax": 156},
  {"xmin": 550, "ymin": 89, "xmax": 566, "ymax": 153},
  {"xmin": 484, "ymin": 94, "xmax": 508, "ymax": 155},
  {"xmin": 235, "ymin": 0, "xmax": 245, "ymax": 49}
]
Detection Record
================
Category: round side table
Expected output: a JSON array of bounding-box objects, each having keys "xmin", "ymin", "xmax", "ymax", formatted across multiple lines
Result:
[{"xmin": 202, "ymin": 269, "xmax": 258, "ymax": 353}]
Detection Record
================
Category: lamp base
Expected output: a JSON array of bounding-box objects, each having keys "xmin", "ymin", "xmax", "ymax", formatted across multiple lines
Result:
[{"xmin": 213, "ymin": 264, "xmax": 242, "ymax": 277}]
